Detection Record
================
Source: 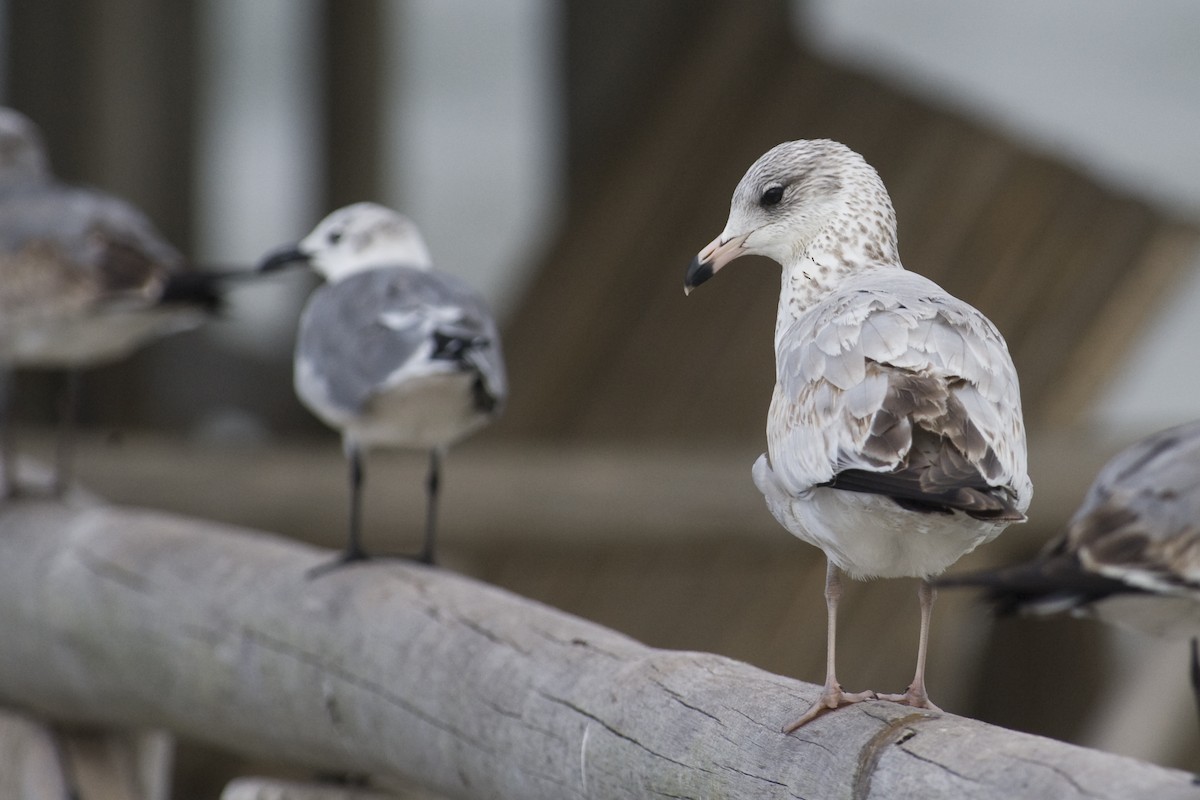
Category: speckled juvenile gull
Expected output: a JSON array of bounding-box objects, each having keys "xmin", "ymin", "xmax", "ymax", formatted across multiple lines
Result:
[
  {"xmin": 0, "ymin": 107, "xmax": 227, "ymax": 495},
  {"xmin": 943, "ymin": 421, "xmax": 1200, "ymax": 631},
  {"xmin": 941, "ymin": 421, "xmax": 1200, "ymax": 717},
  {"xmin": 685, "ymin": 139, "xmax": 1032, "ymax": 730},
  {"xmin": 260, "ymin": 203, "xmax": 506, "ymax": 571}
]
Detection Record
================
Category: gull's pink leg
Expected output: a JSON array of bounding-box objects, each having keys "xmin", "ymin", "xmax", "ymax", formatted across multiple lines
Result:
[
  {"xmin": 783, "ymin": 559, "xmax": 876, "ymax": 732},
  {"xmin": 879, "ymin": 579, "xmax": 943, "ymax": 712}
]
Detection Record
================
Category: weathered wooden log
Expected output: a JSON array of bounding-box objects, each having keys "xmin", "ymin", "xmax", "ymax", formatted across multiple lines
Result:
[
  {"xmin": 0, "ymin": 497, "xmax": 1194, "ymax": 799},
  {"xmin": 222, "ymin": 777, "xmax": 403, "ymax": 799}
]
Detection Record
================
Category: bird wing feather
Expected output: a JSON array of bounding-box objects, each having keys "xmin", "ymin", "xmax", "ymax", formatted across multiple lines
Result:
[
  {"xmin": 767, "ymin": 270, "xmax": 1030, "ymax": 515},
  {"xmin": 296, "ymin": 267, "xmax": 506, "ymax": 416},
  {"xmin": 0, "ymin": 183, "xmax": 183, "ymax": 305},
  {"xmin": 1065, "ymin": 421, "xmax": 1200, "ymax": 594}
]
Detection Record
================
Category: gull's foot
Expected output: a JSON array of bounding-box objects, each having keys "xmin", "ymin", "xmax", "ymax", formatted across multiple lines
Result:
[
  {"xmin": 369, "ymin": 549, "xmax": 438, "ymax": 567},
  {"xmin": 783, "ymin": 685, "xmax": 877, "ymax": 732},
  {"xmin": 306, "ymin": 549, "xmax": 439, "ymax": 579},
  {"xmin": 878, "ymin": 685, "xmax": 943, "ymax": 713},
  {"xmin": 305, "ymin": 549, "xmax": 372, "ymax": 579}
]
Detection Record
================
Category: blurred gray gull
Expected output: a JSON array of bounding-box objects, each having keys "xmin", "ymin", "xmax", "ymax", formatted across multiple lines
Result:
[
  {"xmin": 260, "ymin": 203, "xmax": 506, "ymax": 571},
  {"xmin": 684, "ymin": 139, "xmax": 1032, "ymax": 730},
  {"xmin": 0, "ymin": 106, "xmax": 228, "ymax": 495},
  {"xmin": 940, "ymin": 421, "xmax": 1200, "ymax": 724}
]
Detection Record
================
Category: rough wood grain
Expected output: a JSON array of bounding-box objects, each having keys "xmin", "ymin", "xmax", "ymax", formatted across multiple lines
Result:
[{"xmin": 0, "ymin": 498, "xmax": 1194, "ymax": 799}]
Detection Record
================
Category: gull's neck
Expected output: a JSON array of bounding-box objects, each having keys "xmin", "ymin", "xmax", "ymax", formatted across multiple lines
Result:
[
  {"xmin": 774, "ymin": 201, "xmax": 901, "ymax": 348},
  {"xmin": 0, "ymin": 159, "xmax": 51, "ymax": 194}
]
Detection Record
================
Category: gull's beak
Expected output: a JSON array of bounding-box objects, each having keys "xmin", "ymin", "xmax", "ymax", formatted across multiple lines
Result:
[
  {"xmin": 257, "ymin": 244, "xmax": 310, "ymax": 273},
  {"xmin": 684, "ymin": 231, "xmax": 749, "ymax": 295}
]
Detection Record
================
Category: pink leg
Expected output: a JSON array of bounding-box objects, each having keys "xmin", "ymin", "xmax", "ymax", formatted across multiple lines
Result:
[
  {"xmin": 879, "ymin": 579, "xmax": 943, "ymax": 712},
  {"xmin": 783, "ymin": 559, "xmax": 876, "ymax": 732}
]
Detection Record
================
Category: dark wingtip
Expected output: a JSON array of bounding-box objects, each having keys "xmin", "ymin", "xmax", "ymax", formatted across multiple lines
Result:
[
  {"xmin": 159, "ymin": 266, "xmax": 274, "ymax": 314},
  {"xmin": 159, "ymin": 272, "xmax": 227, "ymax": 313},
  {"xmin": 257, "ymin": 245, "xmax": 309, "ymax": 273},
  {"xmin": 934, "ymin": 553, "xmax": 1139, "ymax": 619},
  {"xmin": 932, "ymin": 566, "xmax": 1045, "ymax": 616},
  {"xmin": 683, "ymin": 256, "xmax": 714, "ymax": 295}
]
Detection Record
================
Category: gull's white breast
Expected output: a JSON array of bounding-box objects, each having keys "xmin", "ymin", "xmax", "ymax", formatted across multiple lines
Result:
[
  {"xmin": 0, "ymin": 305, "xmax": 205, "ymax": 367},
  {"xmin": 296, "ymin": 357, "xmax": 488, "ymax": 451}
]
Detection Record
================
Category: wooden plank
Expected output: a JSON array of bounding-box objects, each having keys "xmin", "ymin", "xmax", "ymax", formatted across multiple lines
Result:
[{"xmin": 7, "ymin": 428, "xmax": 1137, "ymax": 550}]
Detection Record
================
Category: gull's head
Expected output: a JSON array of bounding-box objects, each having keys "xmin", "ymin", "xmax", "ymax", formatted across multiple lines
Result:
[
  {"xmin": 258, "ymin": 202, "xmax": 433, "ymax": 282},
  {"xmin": 684, "ymin": 139, "xmax": 896, "ymax": 294},
  {"xmin": 0, "ymin": 107, "xmax": 51, "ymax": 188}
]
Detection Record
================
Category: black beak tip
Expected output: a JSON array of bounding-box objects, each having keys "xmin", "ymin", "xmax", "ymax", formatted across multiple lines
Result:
[
  {"xmin": 684, "ymin": 257, "xmax": 714, "ymax": 295},
  {"xmin": 257, "ymin": 245, "xmax": 309, "ymax": 273}
]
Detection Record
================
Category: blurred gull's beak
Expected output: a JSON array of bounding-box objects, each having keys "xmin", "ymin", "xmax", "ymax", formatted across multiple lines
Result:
[
  {"xmin": 257, "ymin": 245, "xmax": 310, "ymax": 273},
  {"xmin": 684, "ymin": 232, "xmax": 749, "ymax": 295}
]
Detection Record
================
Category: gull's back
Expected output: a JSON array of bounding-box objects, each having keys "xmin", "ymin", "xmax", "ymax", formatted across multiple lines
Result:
[
  {"xmin": 0, "ymin": 108, "xmax": 206, "ymax": 366},
  {"xmin": 0, "ymin": 181, "xmax": 184, "ymax": 302},
  {"xmin": 295, "ymin": 265, "xmax": 506, "ymax": 451},
  {"xmin": 1066, "ymin": 421, "xmax": 1200, "ymax": 595},
  {"xmin": 756, "ymin": 268, "xmax": 1031, "ymax": 578}
]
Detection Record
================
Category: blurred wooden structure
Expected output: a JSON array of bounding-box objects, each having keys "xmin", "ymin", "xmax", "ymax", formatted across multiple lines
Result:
[
  {"xmin": 502, "ymin": 1, "xmax": 1199, "ymax": 442},
  {"xmin": 5, "ymin": 0, "xmax": 1195, "ymax": 434},
  {"xmin": 3, "ymin": 0, "xmax": 1200, "ymax": 795}
]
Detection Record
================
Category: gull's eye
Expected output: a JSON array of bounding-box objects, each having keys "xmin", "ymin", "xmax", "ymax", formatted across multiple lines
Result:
[
  {"xmin": 328, "ymin": 230, "xmax": 344, "ymax": 245},
  {"xmin": 760, "ymin": 184, "xmax": 785, "ymax": 207}
]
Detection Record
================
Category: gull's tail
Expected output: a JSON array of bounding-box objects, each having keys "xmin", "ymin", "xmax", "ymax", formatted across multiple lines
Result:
[
  {"xmin": 935, "ymin": 553, "xmax": 1140, "ymax": 617},
  {"xmin": 431, "ymin": 330, "xmax": 504, "ymax": 415},
  {"xmin": 159, "ymin": 268, "xmax": 263, "ymax": 315}
]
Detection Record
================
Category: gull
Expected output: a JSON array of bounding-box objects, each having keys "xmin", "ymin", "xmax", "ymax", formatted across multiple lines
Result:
[
  {"xmin": 259, "ymin": 203, "xmax": 506, "ymax": 570},
  {"xmin": 684, "ymin": 139, "xmax": 1032, "ymax": 730},
  {"xmin": 0, "ymin": 107, "xmax": 227, "ymax": 496},
  {"xmin": 939, "ymin": 421, "xmax": 1200, "ymax": 722}
]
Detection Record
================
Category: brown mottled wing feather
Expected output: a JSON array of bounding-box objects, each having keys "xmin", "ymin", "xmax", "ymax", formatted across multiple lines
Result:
[
  {"xmin": 768, "ymin": 270, "xmax": 1030, "ymax": 517},
  {"xmin": 0, "ymin": 181, "xmax": 183, "ymax": 311},
  {"xmin": 94, "ymin": 236, "xmax": 166, "ymax": 296},
  {"xmin": 939, "ymin": 421, "xmax": 1200, "ymax": 614},
  {"xmin": 824, "ymin": 374, "xmax": 1022, "ymax": 519},
  {"xmin": 1066, "ymin": 421, "xmax": 1200, "ymax": 593}
]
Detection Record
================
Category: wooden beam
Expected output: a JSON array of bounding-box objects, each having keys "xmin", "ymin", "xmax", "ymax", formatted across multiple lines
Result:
[{"xmin": 7, "ymin": 426, "xmax": 1148, "ymax": 553}]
